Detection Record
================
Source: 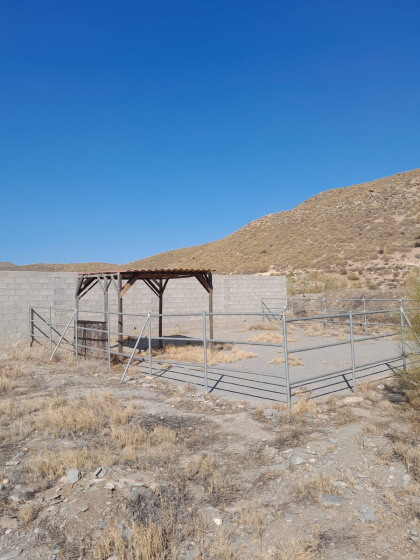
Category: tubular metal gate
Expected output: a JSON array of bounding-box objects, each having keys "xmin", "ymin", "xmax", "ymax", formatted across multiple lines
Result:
[{"xmin": 28, "ymin": 302, "xmax": 420, "ymax": 408}]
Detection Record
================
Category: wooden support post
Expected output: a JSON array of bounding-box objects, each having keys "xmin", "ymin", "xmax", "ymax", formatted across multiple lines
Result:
[
  {"xmin": 118, "ymin": 272, "xmax": 123, "ymax": 356},
  {"xmin": 103, "ymin": 278, "xmax": 108, "ymax": 323},
  {"xmin": 159, "ymin": 279, "xmax": 163, "ymax": 349}
]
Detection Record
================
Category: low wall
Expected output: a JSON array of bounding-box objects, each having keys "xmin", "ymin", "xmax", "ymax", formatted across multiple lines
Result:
[{"xmin": 0, "ymin": 272, "xmax": 287, "ymax": 343}]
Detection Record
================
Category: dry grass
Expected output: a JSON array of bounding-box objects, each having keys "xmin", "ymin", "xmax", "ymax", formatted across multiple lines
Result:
[
  {"xmin": 148, "ymin": 344, "xmax": 258, "ymax": 366},
  {"xmin": 18, "ymin": 502, "xmax": 37, "ymax": 526},
  {"xmin": 291, "ymin": 473, "xmax": 336, "ymax": 504},
  {"xmin": 268, "ymin": 353, "xmax": 304, "ymax": 366},
  {"xmin": 248, "ymin": 332, "xmax": 284, "ymax": 344},
  {"xmin": 0, "ymin": 363, "xmax": 26, "ymax": 394},
  {"xmin": 93, "ymin": 521, "xmax": 169, "ymax": 560},
  {"xmin": 27, "ymin": 446, "xmax": 115, "ymax": 482},
  {"xmin": 33, "ymin": 392, "xmax": 136, "ymax": 436},
  {"xmin": 185, "ymin": 455, "xmax": 241, "ymax": 506},
  {"xmin": 238, "ymin": 504, "xmax": 267, "ymax": 538},
  {"xmin": 259, "ymin": 527, "xmax": 322, "ymax": 560}
]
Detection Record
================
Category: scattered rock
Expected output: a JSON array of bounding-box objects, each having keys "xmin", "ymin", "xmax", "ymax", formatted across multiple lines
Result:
[
  {"xmin": 337, "ymin": 396, "xmax": 364, "ymax": 406},
  {"xmin": 94, "ymin": 467, "xmax": 107, "ymax": 478},
  {"xmin": 5, "ymin": 461, "xmax": 19, "ymax": 467},
  {"xmin": 67, "ymin": 469, "xmax": 81, "ymax": 484},
  {"xmin": 322, "ymin": 494, "xmax": 345, "ymax": 507},
  {"xmin": 122, "ymin": 527, "xmax": 133, "ymax": 541},
  {"xmin": 359, "ymin": 505, "xmax": 378, "ymax": 523},
  {"xmin": 0, "ymin": 549, "xmax": 23, "ymax": 560},
  {"xmin": 104, "ymin": 482, "xmax": 115, "ymax": 491},
  {"xmin": 285, "ymin": 514, "xmax": 293, "ymax": 523},
  {"xmin": 213, "ymin": 518, "xmax": 222, "ymax": 526},
  {"xmin": 290, "ymin": 455, "xmax": 305, "ymax": 465},
  {"xmin": 0, "ymin": 517, "xmax": 18, "ymax": 530}
]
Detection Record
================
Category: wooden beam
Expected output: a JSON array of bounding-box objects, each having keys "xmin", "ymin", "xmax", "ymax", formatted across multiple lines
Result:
[
  {"xmin": 193, "ymin": 272, "xmax": 213, "ymax": 293},
  {"xmin": 120, "ymin": 272, "xmax": 142, "ymax": 297},
  {"xmin": 78, "ymin": 278, "xmax": 99, "ymax": 299},
  {"xmin": 143, "ymin": 278, "xmax": 161, "ymax": 298}
]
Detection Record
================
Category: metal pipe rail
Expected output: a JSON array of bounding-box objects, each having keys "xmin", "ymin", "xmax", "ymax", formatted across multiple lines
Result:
[{"xmin": 28, "ymin": 304, "xmax": 416, "ymax": 408}]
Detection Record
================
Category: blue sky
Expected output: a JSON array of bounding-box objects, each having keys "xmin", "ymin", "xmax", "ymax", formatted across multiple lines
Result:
[{"xmin": 1, "ymin": 0, "xmax": 419, "ymax": 265}]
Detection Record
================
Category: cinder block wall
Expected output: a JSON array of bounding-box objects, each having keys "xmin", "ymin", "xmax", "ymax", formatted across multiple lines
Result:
[{"xmin": 0, "ymin": 272, "xmax": 287, "ymax": 343}]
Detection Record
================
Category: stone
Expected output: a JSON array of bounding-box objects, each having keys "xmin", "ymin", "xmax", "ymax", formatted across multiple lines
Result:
[
  {"xmin": 263, "ymin": 408, "xmax": 276, "ymax": 418},
  {"xmin": 104, "ymin": 482, "xmax": 115, "ymax": 491},
  {"xmin": 285, "ymin": 514, "xmax": 293, "ymax": 523},
  {"xmin": 99, "ymin": 520, "xmax": 107, "ymax": 529},
  {"xmin": 67, "ymin": 469, "xmax": 81, "ymax": 484},
  {"xmin": 359, "ymin": 505, "xmax": 378, "ymax": 523},
  {"xmin": 122, "ymin": 527, "xmax": 133, "ymax": 541},
  {"xmin": 290, "ymin": 455, "xmax": 305, "ymax": 465},
  {"xmin": 213, "ymin": 518, "xmax": 222, "ymax": 526},
  {"xmin": 322, "ymin": 494, "xmax": 345, "ymax": 506},
  {"xmin": 0, "ymin": 517, "xmax": 18, "ymax": 530},
  {"xmin": 337, "ymin": 396, "xmax": 364, "ymax": 406},
  {"xmin": 94, "ymin": 467, "xmax": 107, "ymax": 478},
  {"xmin": 0, "ymin": 550, "xmax": 23, "ymax": 560}
]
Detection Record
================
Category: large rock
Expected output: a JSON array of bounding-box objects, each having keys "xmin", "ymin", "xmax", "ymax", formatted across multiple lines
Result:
[{"xmin": 67, "ymin": 469, "xmax": 81, "ymax": 484}]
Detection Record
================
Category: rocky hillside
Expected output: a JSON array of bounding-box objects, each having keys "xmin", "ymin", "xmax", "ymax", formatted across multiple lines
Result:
[
  {"xmin": 128, "ymin": 168, "xmax": 420, "ymax": 275},
  {"xmin": 2, "ymin": 169, "xmax": 420, "ymax": 279}
]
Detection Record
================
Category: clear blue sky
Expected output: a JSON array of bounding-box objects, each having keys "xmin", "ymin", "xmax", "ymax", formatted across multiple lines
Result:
[{"xmin": 1, "ymin": 0, "xmax": 419, "ymax": 265}]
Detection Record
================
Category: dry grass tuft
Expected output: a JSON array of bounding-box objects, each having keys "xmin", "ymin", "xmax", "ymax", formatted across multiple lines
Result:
[
  {"xmin": 238, "ymin": 504, "xmax": 267, "ymax": 538},
  {"xmin": 148, "ymin": 344, "xmax": 258, "ymax": 366},
  {"xmin": 93, "ymin": 521, "xmax": 168, "ymax": 560},
  {"xmin": 18, "ymin": 502, "xmax": 37, "ymax": 526},
  {"xmin": 34, "ymin": 392, "xmax": 135, "ymax": 436},
  {"xmin": 291, "ymin": 473, "xmax": 336, "ymax": 503},
  {"xmin": 269, "ymin": 353, "xmax": 304, "ymax": 366}
]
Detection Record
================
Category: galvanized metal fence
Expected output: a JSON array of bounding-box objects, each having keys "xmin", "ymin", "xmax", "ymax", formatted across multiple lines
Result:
[{"xmin": 28, "ymin": 302, "xmax": 420, "ymax": 408}]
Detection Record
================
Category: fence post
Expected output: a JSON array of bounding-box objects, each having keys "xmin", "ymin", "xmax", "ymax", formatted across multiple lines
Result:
[
  {"xmin": 106, "ymin": 310, "xmax": 111, "ymax": 370},
  {"xmin": 349, "ymin": 311, "xmax": 356, "ymax": 392},
  {"xmin": 148, "ymin": 314, "xmax": 152, "ymax": 376},
  {"xmin": 400, "ymin": 303, "xmax": 406, "ymax": 378},
  {"xmin": 49, "ymin": 306, "xmax": 52, "ymax": 350},
  {"xmin": 282, "ymin": 313, "xmax": 291, "ymax": 409},
  {"xmin": 323, "ymin": 298, "xmax": 328, "ymax": 328},
  {"xmin": 261, "ymin": 298, "xmax": 265, "ymax": 323},
  {"xmin": 75, "ymin": 309, "xmax": 79, "ymax": 361},
  {"xmin": 290, "ymin": 297, "xmax": 294, "ymax": 319},
  {"xmin": 203, "ymin": 312, "xmax": 208, "ymax": 393},
  {"xmin": 27, "ymin": 305, "xmax": 32, "ymax": 348},
  {"xmin": 363, "ymin": 297, "xmax": 367, "ymax": 334}
]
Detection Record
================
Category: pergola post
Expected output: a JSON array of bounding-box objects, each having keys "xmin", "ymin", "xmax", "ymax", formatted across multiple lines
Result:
[
  {"xmin": 118, "ymin": 272, "xmax": 123, "ymax": 356},
  {"xmin": 158, "ymin": 279, "xmax": 163, "ymax": 349},
  {"xmin": 103, "ymin": 277, "xmax": 109, "ymax": 323}
]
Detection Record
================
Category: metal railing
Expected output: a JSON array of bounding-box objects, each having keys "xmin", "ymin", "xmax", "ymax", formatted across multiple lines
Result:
[{"xmin": 28, "ymin": 303, "xmax": 420, "ymax": 408}]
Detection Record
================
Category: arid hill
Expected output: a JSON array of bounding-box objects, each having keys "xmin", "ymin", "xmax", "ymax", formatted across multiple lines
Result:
[
  {"xmin": 127, "ymin": 168, "xmax": 420, "ymax": 275},
  {"xmin": 2, "ymin": 169, "xmax": 420, "ymax": 278}
]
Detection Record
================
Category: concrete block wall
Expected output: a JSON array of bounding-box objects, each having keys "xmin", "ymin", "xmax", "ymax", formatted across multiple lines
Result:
[{"xmin": 0, "ymin": 271, "xmax": 287, "ymax": 343}]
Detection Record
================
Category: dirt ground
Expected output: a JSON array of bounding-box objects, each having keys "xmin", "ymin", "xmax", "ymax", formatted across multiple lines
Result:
[{"xmin": 1, "ymin": 343, "xmax": 420, "ymax": 560}]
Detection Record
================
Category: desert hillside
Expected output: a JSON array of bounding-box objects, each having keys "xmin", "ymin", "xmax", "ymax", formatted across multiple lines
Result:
[
  {"xmin": 2, "ymin": 169, "xmax": 420, "ymax": 283},
  {"xmin": 127, "ymin": 169, "xmax": 420, "ymax": 275}
]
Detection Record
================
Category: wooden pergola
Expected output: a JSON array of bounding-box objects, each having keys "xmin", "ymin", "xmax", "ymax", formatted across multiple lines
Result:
[{"xmin": 75, "ymin": 269, "xmax": 214, "ymax": 353}]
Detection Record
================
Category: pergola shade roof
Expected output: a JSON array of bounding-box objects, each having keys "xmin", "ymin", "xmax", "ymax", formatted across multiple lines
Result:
[{"xmin": 75, "ymin": 269, "xmax": 215, "ymax": 352}]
